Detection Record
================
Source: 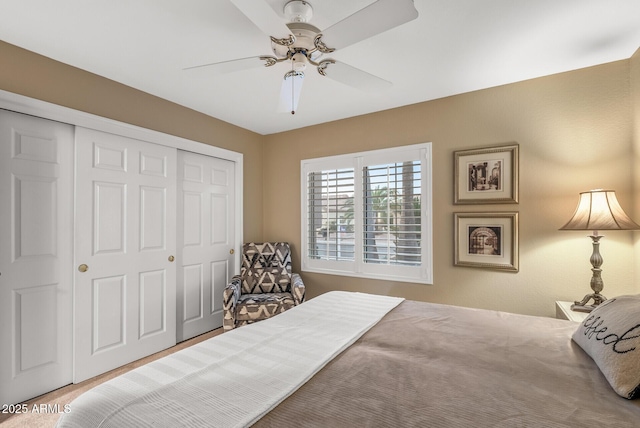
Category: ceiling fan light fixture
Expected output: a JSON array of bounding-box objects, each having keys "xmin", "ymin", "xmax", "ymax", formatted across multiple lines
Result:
[
  {"xmin": 291, "ymin": 51, "xmax": 307, "ymax": 71},
  {"xmin": 284, "ymin": 1, "xmax": 313, "ymax": 23}
]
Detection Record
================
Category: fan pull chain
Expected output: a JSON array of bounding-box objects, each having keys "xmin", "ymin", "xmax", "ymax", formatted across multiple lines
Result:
[{"xmin": 291, "ymin": 61, "xmax": 295, "ymax": 115}]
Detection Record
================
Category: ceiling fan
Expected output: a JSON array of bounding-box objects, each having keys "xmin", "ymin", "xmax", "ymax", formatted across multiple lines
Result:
[{"xmin": 185, "ymin": 0, "xmax": 419, "ymax": 114}]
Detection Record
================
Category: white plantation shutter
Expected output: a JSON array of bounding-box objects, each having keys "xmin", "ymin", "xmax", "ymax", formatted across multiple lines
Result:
[
  {"xmin": 307, "ymin": 169, "xmax": 355, "ymax": 262},
  {"xmin": 363, "ymin": 161, "xmax": 421, "ymax": 266},
  {"xmin": 301, "ymin": 143, "xmax": 432, "ymax": 284}
]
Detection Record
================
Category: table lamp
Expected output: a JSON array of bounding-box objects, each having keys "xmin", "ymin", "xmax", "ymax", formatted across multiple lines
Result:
[{"xmin": 559, "ymin": 189, "xmax": 639, "ymax": 312}]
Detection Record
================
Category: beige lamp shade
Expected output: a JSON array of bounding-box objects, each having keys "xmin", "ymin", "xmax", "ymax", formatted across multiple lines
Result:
[{"xmin": 560, "ymin": 189, "xmax": 640, "ymax": 231}]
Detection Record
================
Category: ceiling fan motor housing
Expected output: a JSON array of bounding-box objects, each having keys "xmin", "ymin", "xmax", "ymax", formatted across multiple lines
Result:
[{"xmin": 271, "ymin": 22, "xmax": 323, "ymax": 63}]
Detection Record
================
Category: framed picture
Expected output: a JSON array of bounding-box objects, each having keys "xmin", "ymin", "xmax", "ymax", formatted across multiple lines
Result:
[
  {"xmin": 454, "ymin": 212, "xmax": 519, "ymax": 271},
  {"xmin": 454, "ymin": 143, "xmax": 519, "ymax": 204}
]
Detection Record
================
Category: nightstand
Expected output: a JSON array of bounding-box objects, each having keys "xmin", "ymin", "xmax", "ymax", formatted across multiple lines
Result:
[{"xmin": 555, "ymin": 301, "xmax": 589, "ymax": 322}]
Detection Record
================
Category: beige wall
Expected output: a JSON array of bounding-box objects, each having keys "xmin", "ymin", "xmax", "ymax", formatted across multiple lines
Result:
[
  {"xmin": 263, "ymin": 59, "xmax": 639, "ymax": 317},
  {"xmin": 0, "ymin": 40, "xmax": 265, "ymax": 241}
]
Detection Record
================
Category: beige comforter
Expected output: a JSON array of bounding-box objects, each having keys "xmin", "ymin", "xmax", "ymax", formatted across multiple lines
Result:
[{"xmin": 255, "ymin": 300, "xmax": 640, "ymax": 427}]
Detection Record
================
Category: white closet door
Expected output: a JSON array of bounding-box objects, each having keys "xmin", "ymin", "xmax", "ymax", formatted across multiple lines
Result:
[
  {"xmin": 74, "ymin": 127, "xmax": 177, "ymax": 383},
  {"xmin": 177, "ymin": 151, "xmax": 235, "ymax": 342},
  {"xmin": 0, "ymin": 110, "xmax": 74, "ymax": 404}
]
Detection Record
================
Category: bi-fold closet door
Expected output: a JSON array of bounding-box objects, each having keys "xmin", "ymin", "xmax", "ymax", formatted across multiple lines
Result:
[{"xmin": 1, "ymin": 110, "xmax": 237, "ymax": 402}]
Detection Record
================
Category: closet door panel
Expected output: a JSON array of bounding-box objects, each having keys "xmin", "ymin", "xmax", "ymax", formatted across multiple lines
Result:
[
  {"xmin": 0, "ymin": 110, "xmax": 73, "ymax": 405},
  {"xmin": 94, "ymin": 181, "xmax": 126, "ymax": 254},
  {"xmin": 74, "ymin": 127, "xmax": 177, "ymax": 383},
  {"xmin": 177, "ymin": 151, "xmax": 235, "ymax": 342}
]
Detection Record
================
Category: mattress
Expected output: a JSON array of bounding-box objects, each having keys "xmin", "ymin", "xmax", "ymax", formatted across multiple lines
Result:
[{"xmin": 57, "ymin": 293, "xmax": 640, "ymax": 427}]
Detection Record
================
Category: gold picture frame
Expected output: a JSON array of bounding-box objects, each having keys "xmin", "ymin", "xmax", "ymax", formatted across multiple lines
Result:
[
  {"xmin": 454, "ymin": 212, "xmax": 519, "ymax": 271},
  {"xmin": 454, "ymin": 143, "xmax": 519, "ymax": 204}
]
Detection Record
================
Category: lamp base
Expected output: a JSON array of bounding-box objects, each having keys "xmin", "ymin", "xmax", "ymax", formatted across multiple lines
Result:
[
  {"xmin": 570, "ymin": 303, "xmax": 597, "ymax": 313},
  {"xmin": 572, "ymin": 292, "xmax": 606, "ymax": 313}
]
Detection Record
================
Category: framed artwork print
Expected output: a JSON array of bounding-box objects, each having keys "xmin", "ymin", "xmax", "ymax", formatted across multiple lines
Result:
[
  {"xmin": 454, "ymin": 143, "xmax": 519, "ymax": 204},
  {"xmin": 454, "ymin": 212, "xmax": 519, "ymax": 272}
]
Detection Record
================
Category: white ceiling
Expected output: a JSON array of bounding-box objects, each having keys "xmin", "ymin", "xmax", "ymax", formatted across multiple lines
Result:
[{"xmin": 1, "ymin": 0, "xmax": 640, "ymax": 135}]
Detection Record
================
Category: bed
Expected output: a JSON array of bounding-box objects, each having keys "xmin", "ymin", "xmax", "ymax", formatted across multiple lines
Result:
[{"xmin": 56, "ymin": 291, "xmax": 640, "ymax": 427}]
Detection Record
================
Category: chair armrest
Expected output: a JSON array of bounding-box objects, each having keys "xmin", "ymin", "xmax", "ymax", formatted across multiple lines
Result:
[
  {"xmin": 291, "ymin": 273, "xmax": 306, "ymax": 305},
  {"xmin": 223, "ymin": 275, "xmax": 242, "ymax": 331}
]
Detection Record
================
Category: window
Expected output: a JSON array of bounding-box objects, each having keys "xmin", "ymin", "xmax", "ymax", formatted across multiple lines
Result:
[{"xmin": 301, "ymin": 143, "xmax": 432, "ymax": 284}]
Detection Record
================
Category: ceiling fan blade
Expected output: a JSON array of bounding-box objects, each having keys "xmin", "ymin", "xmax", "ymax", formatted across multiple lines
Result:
[
  {"xmin": 230, "ymin": 0, "xmax": 293, "ymax": 40},
  {"xmin": 278, "ymin": 71, "xmax": 305, "ymax": 114},
  {"xmin": 320, "ymin": 61, "xmax": 392, "ymax": 91},
  {"xmin": 184, "ymin": 56, "xmax": 271, "ymax": 75},
  {"xmin": 320, "ymin": 0, "xmax": 418, "ymax": 51}
]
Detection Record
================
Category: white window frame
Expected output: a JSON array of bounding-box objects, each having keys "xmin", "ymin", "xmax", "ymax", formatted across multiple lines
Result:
[{"xmin": 301, "ymin": 143, "xmax": 433, "ymax": 284}]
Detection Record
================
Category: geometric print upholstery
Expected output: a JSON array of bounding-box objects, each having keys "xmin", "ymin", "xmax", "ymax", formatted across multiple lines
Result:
[
  {"xmin": 241, "ymin": 242, "xmax": 292, "ymax": 294},
  {"xmin": 235, "ymin": 293, "xmax": 295, "ymax": 321},
  {"xmin": 223, "ymin": 242, "xmax": 305, "ymax": 331}
]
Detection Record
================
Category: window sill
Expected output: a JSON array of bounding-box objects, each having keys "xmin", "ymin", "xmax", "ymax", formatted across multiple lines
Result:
[{"xmin": 302, "ymin": 266, "xmax": 433, "ymax": 285}]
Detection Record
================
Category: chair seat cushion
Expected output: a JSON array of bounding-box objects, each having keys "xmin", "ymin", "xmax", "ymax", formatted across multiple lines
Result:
[{"xmin": 236, "ymin": 292, "xmax": 295, "ymax": 322}]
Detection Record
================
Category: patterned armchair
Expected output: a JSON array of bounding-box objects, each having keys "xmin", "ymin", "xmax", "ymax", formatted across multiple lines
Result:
[{"xmin": 223, "ymin": 242, "xmax": 305, "ymax": 331}]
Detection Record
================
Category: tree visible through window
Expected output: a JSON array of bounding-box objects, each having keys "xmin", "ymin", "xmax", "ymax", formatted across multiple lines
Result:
[{"xmin": 363, "ymin": 161, "xmax": 421, "ymax": 266}]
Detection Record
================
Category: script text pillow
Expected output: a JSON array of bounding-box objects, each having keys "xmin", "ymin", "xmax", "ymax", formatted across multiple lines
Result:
[{"xmin": 572, "ymin": 294, "xmax": 640, "ymax": 399}]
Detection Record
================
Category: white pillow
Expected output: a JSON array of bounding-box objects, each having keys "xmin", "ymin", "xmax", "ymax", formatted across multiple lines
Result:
[{"xmin": 572, "ymin": 294, "xmax": 640, "ymax": 399}]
